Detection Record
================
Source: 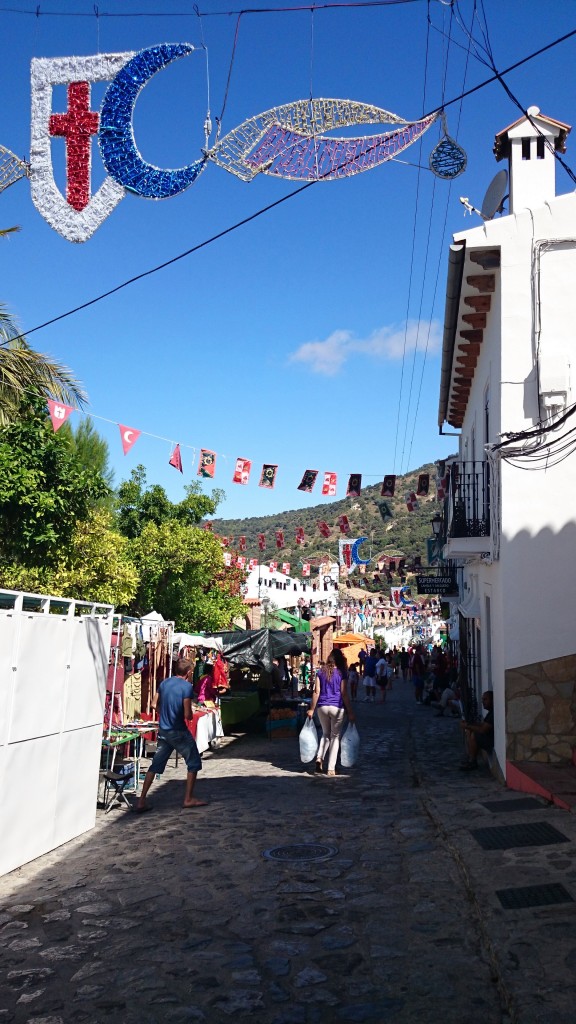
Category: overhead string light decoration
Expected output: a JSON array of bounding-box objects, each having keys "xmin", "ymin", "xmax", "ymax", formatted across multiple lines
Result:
[
  {"xmin": 21, "ymin": 42, "xmax": 439, "ymax": 241},
  {"xmin": 208, "ymin": 99, "xmax": 439, "ymax": 182},
  {"xmin": 429, "ymin": 111, "xmax": 467, "ymax": 179},
  {"xmin": 0, "ymin": 146, "xmax": 29, "ymax": 194},
  {"xmin": 98, "ymin": 44, "xmax": 208, "ymax": 199}
]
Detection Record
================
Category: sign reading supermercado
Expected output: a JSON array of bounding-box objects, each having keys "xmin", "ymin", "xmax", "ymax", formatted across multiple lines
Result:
[{"xmin": 415, "ymin": 574, "xmax": 458, "ymax": 596}]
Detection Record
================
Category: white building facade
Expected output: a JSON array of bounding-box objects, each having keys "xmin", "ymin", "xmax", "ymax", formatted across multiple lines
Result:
[{"xmin": 437, "ymin": 107, "xmax": 576, "ymax": 782}]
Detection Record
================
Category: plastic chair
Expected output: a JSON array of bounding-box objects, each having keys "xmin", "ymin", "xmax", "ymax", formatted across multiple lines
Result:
[{"xmin": 102, "ymin": 768, "xmax": 134, "ymax": 813}]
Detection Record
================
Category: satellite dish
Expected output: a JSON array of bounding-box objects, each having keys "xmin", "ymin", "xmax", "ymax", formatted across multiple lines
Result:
[{"xmin": 480, "ymin": 169, "xmax": 508, "ymax": 220}]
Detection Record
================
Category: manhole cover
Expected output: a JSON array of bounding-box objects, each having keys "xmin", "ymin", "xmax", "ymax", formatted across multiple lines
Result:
[
  {"xmin": 482, "ymin": 798, "xmax": 545, "ymax": 812},
  {"xmin": 263, "ymin": 844, "xmax": 338, "ymax": 862},
  {"xmin": 470, "ymin": 821, "xmax": 570, "ymax": 850},
  {"xmin": 496, "ymin": 883, "xmax": 574, "ymax": 909}
]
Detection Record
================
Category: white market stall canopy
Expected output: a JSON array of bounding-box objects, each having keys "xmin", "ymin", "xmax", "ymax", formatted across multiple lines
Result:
[{"xmin": 173, "ymin": 632, "xmax": 223, "ymax": 652}]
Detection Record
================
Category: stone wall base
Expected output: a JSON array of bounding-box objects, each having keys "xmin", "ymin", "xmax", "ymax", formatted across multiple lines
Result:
[{"xmin": 505, "ymin": 652, "xmax": 576, "ymax": 763}]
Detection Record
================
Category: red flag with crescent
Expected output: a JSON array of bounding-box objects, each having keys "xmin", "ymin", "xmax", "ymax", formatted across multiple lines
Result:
[
  {"xmin": 119, "ymin": 424, "xmax": 141, "ymax": 455},
  {"xmin": 258, "ymin": 534, "xmax": 266, "ymax": 551}
]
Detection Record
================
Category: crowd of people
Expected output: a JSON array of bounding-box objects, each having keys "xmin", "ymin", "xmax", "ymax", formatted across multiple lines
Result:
[{"xmin": 133, "ymin": 639, "xmax": 494, "ymax": 810}]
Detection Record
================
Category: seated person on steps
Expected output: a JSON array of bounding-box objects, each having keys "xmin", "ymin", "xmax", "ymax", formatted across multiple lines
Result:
[{"xmin": 460, "ymin": 691, "xmax": 494, "ymax": 771}]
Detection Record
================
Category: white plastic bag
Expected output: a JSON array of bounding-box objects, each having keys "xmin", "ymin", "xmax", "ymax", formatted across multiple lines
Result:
[
  {"xmin": 299, "ymin": 717, "xmax": 319, "ymax": 763},
  {"xmin": 340, "ymin": 722, "xmax": 360, "ymax": 768}
]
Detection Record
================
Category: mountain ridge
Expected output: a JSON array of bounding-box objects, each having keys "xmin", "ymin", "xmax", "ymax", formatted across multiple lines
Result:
[{"xmin": 213, "ymin": 460, "xmax": 448, "ymax": 583}]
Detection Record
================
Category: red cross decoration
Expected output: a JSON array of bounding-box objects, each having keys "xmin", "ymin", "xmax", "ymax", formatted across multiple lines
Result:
[{"xmin": 49, "ymin": 81, "xmax": 99, "ymax": 211}]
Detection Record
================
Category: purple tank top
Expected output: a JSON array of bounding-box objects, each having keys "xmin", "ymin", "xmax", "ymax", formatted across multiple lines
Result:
[{"xmin": 317, "ymin": 668, "xmax": 344, "ymax": 708}]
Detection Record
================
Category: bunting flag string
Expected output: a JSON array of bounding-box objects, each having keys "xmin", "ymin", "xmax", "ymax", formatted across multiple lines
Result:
[
  {"xmin": 338, "ymin": 514, "xmax": 350, "ymax": 534},
  {"xmin": 41, "ymin": 397, "xmax": 429, "ymax": 512},
  {"xmin": 297, "ymin": 469, "xmax": 318, "ymax": 493},
  {"xmin": 233, "ymin": 457, "xmax": 251, "ymax": 485},
  {"xmin": 416, "ymin": 473, "xmax": 430, "ymax": 496},
  {"xmin": 168, "ymin": 443, "xmax": 183, "ymax": 472},
  {"xmin": 346, "ymin": 474, "xmax": 362, "ymax": 497},
  {"xmin": 198, "ymin": 448, "xmax": 216, "ymax": 478},
  {"xmin": 259, "ymin": 464, "xmax": 278, "ymax": 489},
  {"xmin": 119, "ymin": 423, "xmax": 141, "ymax": 455},
  {"xmin": 322, "ymin": 472, "xmax": 337, "ymax": 496},
  {"xmin": 47, "ymin": 398, "xmax": 74, "ymax": 431},
  {"xmin": 381, "ymin": 474, "xmax": 396, "ymax": 497}
]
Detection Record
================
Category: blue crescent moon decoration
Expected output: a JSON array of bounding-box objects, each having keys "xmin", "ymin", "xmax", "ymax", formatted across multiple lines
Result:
[
  {"xmin": 99, "ymin": 43, "xmax": 206, "ymax": 199},
  {"xmin": 351, "ymin": 537, "xmax": 370, "ymax": 565}
]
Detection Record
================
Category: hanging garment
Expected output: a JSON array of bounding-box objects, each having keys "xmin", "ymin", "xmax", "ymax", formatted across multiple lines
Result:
[{"xmin": 123, "ymin": 672, "xmax": 142, "ymax": 721}]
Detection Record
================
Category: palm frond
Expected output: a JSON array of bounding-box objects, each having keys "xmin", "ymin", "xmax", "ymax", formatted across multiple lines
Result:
[{"xmin": 0, "ymin": 303, "xmax": 87, "ymax": 425}]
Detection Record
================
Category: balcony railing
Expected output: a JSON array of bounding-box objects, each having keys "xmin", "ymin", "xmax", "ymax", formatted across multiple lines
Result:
[{"xmin": 446, "ymin": 461, "xmax": 490, "ymax": 539}]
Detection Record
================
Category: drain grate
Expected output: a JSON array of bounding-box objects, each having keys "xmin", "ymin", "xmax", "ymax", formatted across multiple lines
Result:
[
  {"xmin": 470, "ymin": 821, "xmax": 570, "ymax": 850},
  {"xmin": 263, "ymin": 843, "xmax": 338, "ymax": 862},
  {"xmin": 482, "ymin": 798, "xmax": 545, "ymax": 813},
  {"xmin": 496, "ymin": 883, "xmax": 574, "ymax": 909}
]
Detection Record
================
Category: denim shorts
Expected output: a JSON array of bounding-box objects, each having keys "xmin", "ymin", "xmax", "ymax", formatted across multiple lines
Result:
[{"xmin": 149, "ymin": 729, "xmax": 202, "ymax": 775}]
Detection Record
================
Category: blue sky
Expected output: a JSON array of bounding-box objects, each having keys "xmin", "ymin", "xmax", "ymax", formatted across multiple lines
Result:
[{"xmin": 2, "ymin": 0, "xmax": 576, "ymax": 519}]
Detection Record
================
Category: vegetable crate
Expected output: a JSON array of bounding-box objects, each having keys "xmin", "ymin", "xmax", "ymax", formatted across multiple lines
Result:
[{"xmin": 267, "ymin": 707, "xmax": 298, "ymax": 739}]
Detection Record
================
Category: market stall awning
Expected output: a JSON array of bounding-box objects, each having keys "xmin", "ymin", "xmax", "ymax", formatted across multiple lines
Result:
[
  {"xmin": 173, "ymin": 632, "xmax": 223, "ymax": 651},
  {"xmin": 211, "ymin": 628, "xmax": 311, "ymax": 672}
]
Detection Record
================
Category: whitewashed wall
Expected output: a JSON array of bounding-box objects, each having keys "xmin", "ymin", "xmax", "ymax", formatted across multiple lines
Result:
[{"xmin": 0, "ymin": 590, "xmax": 113, "ymax": 877}]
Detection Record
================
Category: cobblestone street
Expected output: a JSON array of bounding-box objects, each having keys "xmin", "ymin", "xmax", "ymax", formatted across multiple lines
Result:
[{"xmin": 1, "ymin": 680, "xmax": 576, "ymax": 1024}]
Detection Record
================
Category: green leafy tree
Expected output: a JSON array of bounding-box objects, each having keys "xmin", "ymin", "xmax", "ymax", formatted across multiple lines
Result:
[
  {"xmin": 63, "ymin": 417, "xmax": 114, "ymax": 488},
  {"xmin": 1, "ymin": 508, "xmax": 139, "ymax": 607},
  {"xmin": 116, "ymin": 467, "xmax": 244, "ymax": 630},
  {"xmin": 0, "ymin": 398, "xmax": 109, "ymax": 566},
  {"xmin": 128, "ymin": 520, "xmax": 245, "ymax": 631},
  {"xmin": 116, "ymin": 465, "xmax": 221, "ymax": 539}
]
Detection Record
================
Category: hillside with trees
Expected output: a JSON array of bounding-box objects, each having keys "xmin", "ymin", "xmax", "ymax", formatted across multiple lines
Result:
[{"xmin": 212, "ymin": 461, "xmax": 448, "ymax": 595}]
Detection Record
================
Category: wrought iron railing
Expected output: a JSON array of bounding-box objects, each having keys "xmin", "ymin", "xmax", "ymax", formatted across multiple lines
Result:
[{"xmin": 447, "ymin": 461, "xmax": 490, "ymax": 539}]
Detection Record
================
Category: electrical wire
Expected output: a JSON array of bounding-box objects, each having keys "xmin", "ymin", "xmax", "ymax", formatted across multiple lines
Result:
[
  {"xmin": 392, "ymin": 4, "xmax": 431, "ymax": 474},
  {"xmin": 0, "ymin": 1, "xmax": 433, "ymax": 18},
  {"xmin": 397, "ymin": 3, "xmax": 437, "ymax": 475},
  {"xmin": 450, "ymin": 0, "xmax": 576, "ymax": 187},
  {"xmin": 403, "ymin": 0, "xmax": 475, "ymax": 468}
]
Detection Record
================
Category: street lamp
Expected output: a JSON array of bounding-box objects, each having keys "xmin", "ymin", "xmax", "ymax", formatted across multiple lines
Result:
[
  {"xmin": 431, "ymin": 513, "xmax": 443, "ymax": 537},
  {"xmin": 261, "ymin": 595, "xmax": 270, "ymax": 628}
]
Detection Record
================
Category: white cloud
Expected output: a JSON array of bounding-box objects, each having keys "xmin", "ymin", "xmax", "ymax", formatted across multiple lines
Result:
[{"xmin": 288, "ymin": 319, "xmax": 442, "ymax": 376}]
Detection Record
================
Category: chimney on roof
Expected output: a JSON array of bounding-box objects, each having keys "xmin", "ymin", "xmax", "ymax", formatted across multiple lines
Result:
[{"xmin": 493, "ymin": 106, "xmax": 571, "ymax": 214}]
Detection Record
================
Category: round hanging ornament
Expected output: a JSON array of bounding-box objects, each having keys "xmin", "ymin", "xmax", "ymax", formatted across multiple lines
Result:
[{"xmin": 429, "ymin": 114, "xmax": 467, "ymax": 179}]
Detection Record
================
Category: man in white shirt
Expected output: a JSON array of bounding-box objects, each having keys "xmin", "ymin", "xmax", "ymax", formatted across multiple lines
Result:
[{"xmin": 375, "ymin": 654, "xmax": 390, "ymax": 703}]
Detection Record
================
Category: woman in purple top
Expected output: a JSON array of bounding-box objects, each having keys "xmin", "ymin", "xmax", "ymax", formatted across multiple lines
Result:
[{"xmin": 307, "ymin": 648, "xmax": 355, "ymax": 776}]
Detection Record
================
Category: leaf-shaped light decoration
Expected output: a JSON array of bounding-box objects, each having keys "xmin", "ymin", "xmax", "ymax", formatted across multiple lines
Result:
[
  {"xmin": 0, "ymin": 145, "xmax": 30, "ymax": 194},
  {"xmin": 429, "ymin": 113, "xmax": 467, "ymax": 179}
]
